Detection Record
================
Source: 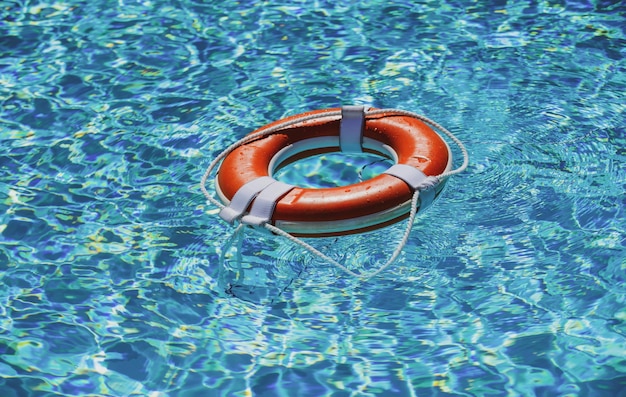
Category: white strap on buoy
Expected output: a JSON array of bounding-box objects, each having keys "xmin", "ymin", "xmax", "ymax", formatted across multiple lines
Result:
[
  {"xmin": 340, "ymin": 105, "xmax": 365, "ymax": 153},
  {"xmin": 384, "ymin": 164, "xmax": 440, "ymax": 210},
  {"xmin": 240, "ymin": 181, "xmax": 295, "ymax": 226},
  {"xmin": 219, "ymin": 176, "xmax": 276, "ymax": 223}
]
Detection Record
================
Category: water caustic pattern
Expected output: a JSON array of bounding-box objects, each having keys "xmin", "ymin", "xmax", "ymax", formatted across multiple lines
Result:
[{"xmin": 0, "ymin": 0, "xmax": 625, "ymax": 396}]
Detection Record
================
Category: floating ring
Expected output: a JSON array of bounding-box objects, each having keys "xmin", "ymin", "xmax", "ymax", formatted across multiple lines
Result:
[{"xmin": 215, "ymin": 107, "xmax": 452, "ymax": 237}]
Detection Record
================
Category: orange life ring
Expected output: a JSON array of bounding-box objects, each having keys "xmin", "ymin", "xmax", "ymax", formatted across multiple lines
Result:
[{"xmin": 215, "ymin": 108, "xmax": 452, "ymax": 237}]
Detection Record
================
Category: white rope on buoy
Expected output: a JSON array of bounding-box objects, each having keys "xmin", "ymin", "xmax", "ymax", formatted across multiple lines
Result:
[{"xmin": 201, "ymin": 108, "xmax": 469, "ymax": 279}]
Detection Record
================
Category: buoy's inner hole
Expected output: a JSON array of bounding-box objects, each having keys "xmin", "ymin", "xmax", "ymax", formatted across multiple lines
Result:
[{"xmin": 273, "ymin": 152, "xmax": 394, "ymax": 188}]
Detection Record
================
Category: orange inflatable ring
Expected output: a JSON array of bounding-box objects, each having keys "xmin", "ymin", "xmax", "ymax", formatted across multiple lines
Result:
[{"xmin": 215, "ymin": 108, "xmax": 452, "ymax": 237}]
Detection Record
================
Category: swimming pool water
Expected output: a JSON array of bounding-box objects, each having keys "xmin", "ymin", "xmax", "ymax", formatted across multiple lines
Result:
[{"xmin": 1, "ymin": 0, "xmax": 625, "ymax": 396}]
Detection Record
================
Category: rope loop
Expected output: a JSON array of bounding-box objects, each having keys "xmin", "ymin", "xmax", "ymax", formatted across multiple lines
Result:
[{"xmin": 201, "ymin": 108, "xmax": 469, "ymax": 279}]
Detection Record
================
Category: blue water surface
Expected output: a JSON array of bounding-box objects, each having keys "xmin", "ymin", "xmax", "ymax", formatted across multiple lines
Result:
[{"xmin": 1, "ymin": 0, "xmax": 625, "ymax": 396}]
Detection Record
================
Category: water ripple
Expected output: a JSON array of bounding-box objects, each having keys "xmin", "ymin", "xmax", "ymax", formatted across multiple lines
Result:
[{"xmin": 1, "ymin": 0, "xmax": 625, "ymax": 396}]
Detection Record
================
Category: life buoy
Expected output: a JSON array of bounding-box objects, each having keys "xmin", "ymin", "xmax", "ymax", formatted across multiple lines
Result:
[{"xmin": 215, "ymin": 107, "xmax": 452, "ymax": 237}]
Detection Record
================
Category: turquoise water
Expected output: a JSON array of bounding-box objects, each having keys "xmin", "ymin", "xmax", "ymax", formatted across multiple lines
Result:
[{"xmin": 1, "ymin": 0, "xmax": 625, "ymax": 396}]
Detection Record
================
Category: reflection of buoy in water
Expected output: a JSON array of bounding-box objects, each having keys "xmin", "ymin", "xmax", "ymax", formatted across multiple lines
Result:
[{"xmin": 214, "ymin": 107, "xmax": 453, "ymax": 237}]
